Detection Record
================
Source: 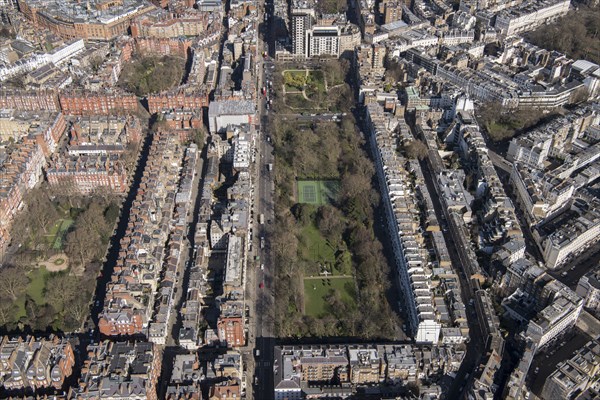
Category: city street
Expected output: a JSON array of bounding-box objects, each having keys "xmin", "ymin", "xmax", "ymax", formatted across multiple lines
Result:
[
  {"xmin": 245, "ymin": 0, "xmax": 277, "ymax": 398},
  {"xmin": 417, "ymin": 157, "xmax": 485, "ymax": 399}
]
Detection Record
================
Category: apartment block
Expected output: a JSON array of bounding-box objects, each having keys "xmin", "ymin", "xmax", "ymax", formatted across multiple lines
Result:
[
  {"xmin": 46, "ymin": 154, "xmax": 128, "ymax": 194},
  {"xmin": 16, "ymin": 0, "xmax": 155, "ymax": 41},
  {"xmin": 306, "ymin": 26, "xmax": 340, "ymax": 58},
  {"xmin": 542, "ymin": 340, "xmax": 600, "ymax": 400},
  {"xmin": 274, "ymin": 344, "xmax": 464, "ymax": 399},
  {"xmin": 0, "ymin": 89, "xmax": 60, "ymax": 111},
  {"xmin": 539, "ymin": 197, "xmax": 600, "ymax": 269},
  {"xmin": 70, "ymin": 341, "xmax": 161, "ymax": 400},
  {"xmin": 162, "ymin": 109, "xmax": 204, "ymax": 142},
  {"xmin": 165, "ymin": 354, "xmax": 202, "ymax": 400},
  {"xmin": 494, "ymin": 0, "xmax": 570, "ymax": 37},
  {"xmin": 217, "ymin": 316, "xmax": 245, "ymax": 348},
  {"xmin": 147, "ymin": 89, "xmax": 209, "ymax": 114},
  {"xmin": 291, "ymin": 0, "xmax": 315, "ymax": 56},
  {"xmin": 576, "ymin": 270, "xmax": 600, "ymax": 316},
  {"xmin": 208, "ymin": 379, "xmax": 242, "ymax": 400},
  {"xmin": 134, "ymin": 37, "xmax": 192, "ymax": 58},
  {"xmin": 0, "ymin": 110, "xmax": 66, "ymax": 155},
  {"xmin": 0, "ymin": 335, "xmax": 74, "ymax": 391},
  {"xmin": 0, "ymin": 135, "xmax": 45, "ymax": 250},
  {"xmin": 525, "ymin": 289, "xmax": 583, "ymax": 348},
  {"xmin": 131, "ymin": 12, "xmax": 214, "ymax": 39},
  {"xmin": 59, "ymin": 91, "xmax": 139, "ymax": 116},
  {"xmin": 348, "ymin": 347, "xmax": 383, "ymax": 385},
  {"xmin": 46, "ymin": 115, "xmax": 140, "ymax": 194}
]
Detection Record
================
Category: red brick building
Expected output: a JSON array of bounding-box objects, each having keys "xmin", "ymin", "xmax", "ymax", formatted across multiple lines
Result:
[
  {"xmin": 147, "ymin": 90, "xmax": 209, "ymax": 114},
  {"xmin": 208, "ymin": 379, "xmax": 242, "ymax": 400},
  {"xmin": 131, "ymin": 13, "xmax": 208, "ymax": 39},
  {"xmin": 59, "ymin": 91, "xmax": 139, "ymax": 115},
  {"xmin": 217, "ymin": 316, "xmax": 245, "ymax": 347},
  {"xmin": 134, "ymin": 37, "xmax": 192, "ymax": 58},
  {"xmin": 0, "ymin": 137, "xmax": 45, "ymax": 231},
  {"xmin": 0, "ymin": 90, "xmax": 60, "ymax": 111},
  {"xmin": 98, "ymin": 310, "xmax": 145, "ymax": 336},
  {"xmin": 40, "ymin": 112, "xmax": 67, "ymax": 155},
  {"xmin": 46, "ymin": 155, "xmax": 129, "ymax": 194},
  {"xmin": 162, "ymin": 108, "xmax": 204, "ymax": 141},
  {"xmin": 16, "ymin": 0, "xmax": 154, "ymax": 41},
  {"xmin": 0, "ymin": 335, "xmax": 75, "ymax": 391}
]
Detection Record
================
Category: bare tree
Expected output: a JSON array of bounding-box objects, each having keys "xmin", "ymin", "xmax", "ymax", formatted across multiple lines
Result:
[
  {"xmin": 45, "ymin": 274, "xmax": 78, "ymax": 311},
  {"xmin": 0, "ymin": 301, "xmax": 16, "ymax": 326},
  {"xmin": 67, "ymin": 294, "xmax": 90, "ymax": 325},
  {"xmin": 26, "ymin": 187, "xmax": 59, "ymax": 235},
  {"xmin": 0, "ymin": 266, "xmax": 28, "ymax": 301},
  {"xmin": 404, "ymin": 140, "xmax": 428, "ymax": 160},
  {"xmin": 65, "ymin": 227, "xmax": 96, "ymax": 267}
]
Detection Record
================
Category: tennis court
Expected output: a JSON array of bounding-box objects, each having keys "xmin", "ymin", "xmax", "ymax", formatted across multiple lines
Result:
[{"xmin": 297, "ymin": 180, "xmax": 340, "ymax": 205}]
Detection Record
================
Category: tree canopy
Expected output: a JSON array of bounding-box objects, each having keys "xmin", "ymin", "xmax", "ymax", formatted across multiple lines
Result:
[
  {"xmin": 526, "ymin": 4, "xmax": 600, "ymax": 64},
  {"xmin": 118, "ymin": 55, "xmax": 186, "ymax": 96}
]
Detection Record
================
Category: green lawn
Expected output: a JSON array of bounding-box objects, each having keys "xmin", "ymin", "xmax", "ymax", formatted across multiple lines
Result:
[
  {"xmin": 44, "ymin": 218, "xmax": 73, "ymax": 249},
  {"xmin": 297, "ymin": 180, "xmax": 340, "ymax": 205},
  {"xmin": 305, "ymin": 70, "xmax": 326, "ymax": 99},
  {"xmin": 283, "ymin": 70, "xmax": 327, "ymax": 106},
  {"xmin": 12, "ymin": 267, "xmax": 50, "ymax": 321},
  {"xmin": 53, "ymin": 219, "xmax": 73, "ymax": 249},
  {"xmin": 299, "ymin": 224, "xmax": 336, "ymax": 264},
  {"xmin": 27, "ymin": 267, "xmax": 49, "ymax": 305},
  {"xmin": 304, "ymin": 277, "xmax": 355, "ymax": 317}
]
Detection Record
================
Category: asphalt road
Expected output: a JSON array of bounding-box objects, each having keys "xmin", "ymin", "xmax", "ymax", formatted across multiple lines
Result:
[
  {"xmin": 249, "ymin": 1, "xmax": 277, "ymax": 399},
  {"xmin": 417, "ymin": 157, "xmax": 485, "ymax": 399}
]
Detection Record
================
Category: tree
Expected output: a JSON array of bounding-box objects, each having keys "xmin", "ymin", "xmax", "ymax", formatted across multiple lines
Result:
[
  {"xmin": 340, "ymin": 172, "xmax": 371, "ymax": 202},
  {"xmin": 26, "ymin": 188, "xmax": 59, "ymax": 235},
  {"xmin": 65, "ymin": 225, "xmax": 99, "ymax": 267},
  {"xmin": 10, "ymin": 186, "xmax": 60, "ymax": 249},
  {"xmin": 118, "ymin": 55, "xmax": 186, "ymax": 96},
  {"xmin": 292, "ymin": 203, "xmax": 317, "ymax": 226},
  {"xmin": 0, "ymin": 301, "xmax": 16, "ymax": 326},
  {"xmin": 78, "ymin": 201, "xmax": 111, "ymax": 245},
  {"xmin": 45, "ymin": 274, "xmax": 78, "ymax": 312},
  {"xmin": 317, "ymin": 205, "xmax": 345, "ymax": 244},
  {"xmin": 385, "ymin": 59, "xmax": 406, "ymax": 83},
  {"xmin": 316, "ymin": 0, "xmax": 347, "ymax": 13},
  {"xmin": 192, "ymin": 127, "xmax": 206, "ymax": 147},
  {"xmin": 331, "ymin": 84, "xmax": 354, "ymax": 112},
  {"xmin": 23, "ymin": 297, "xmax": 56, "ymax": 331},
  {"xmin": 404, "ymin": 140, "xmax": 428, "ymax": 160},
  {"xmin": 0, "ymin": 27, "xmax": 12, "ymax": 38},
  {"xmin": 104, "ymin": 202, "xmax": 121, "ymax": 225},
  {"xmin": 89, "ymin": 55, "xmax": 104, "ymax": 73},
  {"xmin": 0, "ymin": 266, "xmax": 28, "ymax": 301},
  {"xmin": 322, "ymin": 60, "xmax": 349, "ymax": 87},
  {"xmin": 66, "ymin": 293, "xmax": 91, "ymax": 327}
]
